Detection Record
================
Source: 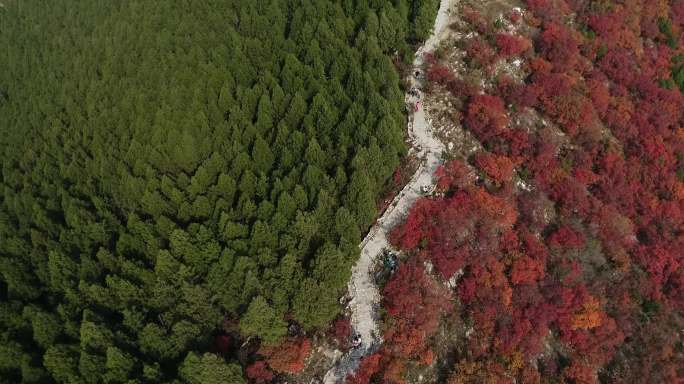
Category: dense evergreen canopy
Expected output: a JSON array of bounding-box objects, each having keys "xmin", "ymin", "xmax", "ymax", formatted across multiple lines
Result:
[{"xmin": 0, "ymin": 0, "xmax": 438, "ymax": 381}]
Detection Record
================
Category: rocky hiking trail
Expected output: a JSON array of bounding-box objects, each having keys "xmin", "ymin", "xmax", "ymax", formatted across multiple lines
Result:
[{"xmin": 322, "ymin": 1, "xmax": 454, "ymax": 382}]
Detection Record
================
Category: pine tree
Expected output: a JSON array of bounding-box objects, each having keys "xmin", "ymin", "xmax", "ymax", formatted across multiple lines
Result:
[
  {"xmin": 251, "ymin": 136, "xmax": 275, "ymax": 174},
  {"xmin": 180, "ymin": 352, "xmax": 245, "ymax": 384},
  {"xmin": 240, "ymin": 296, "xmax": 287, "ymax": 345},
  {"xmin": 344, "ymin": 170, "xmax": 377, "ymax": 229},
  {"xmin": 0, "ymin": 0, "xmax": 428, "ymax": 380}
]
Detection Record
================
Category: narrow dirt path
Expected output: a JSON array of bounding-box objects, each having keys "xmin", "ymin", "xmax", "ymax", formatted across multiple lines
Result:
[{"xmin": 322, "ymin": 1, "xmax": 454, "ymax": 382}]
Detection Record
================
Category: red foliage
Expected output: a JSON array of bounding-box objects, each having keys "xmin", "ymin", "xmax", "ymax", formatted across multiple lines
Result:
[
  {"xmin": 642, "ymin": 44, "xmax": 676, "ymax": 81},
  {"xmin": 505, "ymin": 128, "xmax": 533, "ymax": 157},
  {"xmin": 495, "ymin": 33, "xmax": 532, "ymax": 57},
  {"xmin": 525, "ymin": 0, "xmax": 571, "ymax": 23},
  {"xmin": 435, "ymin": 160, "xmax": 475, "ymax": 192},
  {"xmin": 674, "ymin": 1, "xmax": 684, "ymax": 27},
  {"xmin": 522, "ymin": 232, "xmax": 549, "ymax": 262},
  {"xmin": 474, "ymin": 152, "xmax": 516, "ymax": 184},
  {"xmin": 380, "ymin": 358, "xmax": 406, "ymax": 384},
  {"xmin": 259, "ymin": 337, "xmax": 311, "ymax": 374},
  {"xmin": 598, "ymin": 48, "xmax": 638, "ymax": 86},
  {"xmin": 531, "ymin": 72, "xmax": 599, "ymax": 137},
  {"xmin": 331, "ymin": 316, "xmax": 351, "ymax": 348},
  {"xmin": 461, "ymin": 6, "xmax": 488, "ymax": 34},
  {"xmin": 376, "ymin": 0, "xmax": 684, "ymax": 381},
  {"xmin": 246, "ymin": 361, "xmax": 274, "ymax": 383},
  {"xmin": 329, "ymin": 317, "xmax": 351, "ymax": 348},
  {"xmin": 580, "ymin": 315, "xmax": 624, "ymax": 364},
  {"xmin": 634, "ymin": 244, "xmax": 680, "ymax": 301},
  {"xmin": 392, "ymin": 168, "xmax": 403, "ymax": 185},
  {"xmin": 585, "ymin": 5, "xmax": 641, "ymax": 52},
  {"xmin": 538, "ymin": 22, "xmax": 580, "ymax": 72},
  {"xmin": 212, "ymin": 334, "xmax": 232, "ymax": 354},
  {"xmin": 593, "ymin": 205, "xmax": 635, "ymax": 271},
  {"xmin": 466, "ymin": 37, "xmax": 498, "ymax": 68},
  {"xmin": 519, "ymin": 365, "xmax": 542, "ymax": 383},
  {"xmin": 511, "ymin": 83, "xmax": 541, "ymax": 108},
  {"xmin": 393, "ymin": 174, "xmax": 518, "ymax": 280},
  {"xmin": 585, "ymin": 76, "xmax": 610, "ymax": 118},
  {"xmin": 548, "ymin": 225, "xmax": 585, "ymax": 250},
  {"xmin": 460, "ymin": 257, "xmax": 512, "ymax": 307},
  {"xmin": 464, "ymin": 95, "xmax": 509, "ymax": 143},
  {"xmin": 563, "ymin": 361, "xmax": 596, "ymax": 384},
  {"xmin": 426, "ymin": 64, "xmax": 454, "ymax": 84},
  {"xmin": 510, "ymin": 255, "xmax": 545, "ymax": 285},
  {"xmin": 345, "ymin": 353, "xmax": 382, "ymax": 384},
  {"xmin": 346, "ymin": 259, "xmax": 454, "ymax": 382},
  {"xmin": 572, "ymin": 167, "xmax": 601, "ymax": 186},
  {"xmin": 389, "ymin": 198, "xmax": 438, "ymax": 250},
  {"xmin": 383, "ymin": 260, "xmax": 452, "ymax": 358},
  {"xmin": 446, "ymin": 78, "xmax": 481, "ymax": 100},
  {"xmin": 470, "ymin": 187, "xmax": 518, "ymax": 229},
  {"xmin": 529, "ymin": 57, "xmax": 553, "ymax": 74},
  {"xmin": 496, "ymin": 74, "xmax": 519, "ymax": 103}
]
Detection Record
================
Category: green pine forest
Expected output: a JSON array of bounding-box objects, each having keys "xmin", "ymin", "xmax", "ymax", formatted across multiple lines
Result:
[{"xmin": 0, "ymin": 0, "xmax": 438, "ymax": 382}]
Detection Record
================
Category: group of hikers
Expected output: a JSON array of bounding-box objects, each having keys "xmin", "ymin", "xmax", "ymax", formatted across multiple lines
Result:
[
  {"xmin": 343, "ymin": 69, "xmax": 424, "ymax": 362},
  {"xmin": 408, "ymin": 69, "xmax": 423, "ymax": 113}
]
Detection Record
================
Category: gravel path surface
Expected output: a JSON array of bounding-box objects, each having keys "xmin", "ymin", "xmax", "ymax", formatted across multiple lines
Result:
[{"xmin": 321, "ymin": 1, "xmax": 453, "ymax": 382}]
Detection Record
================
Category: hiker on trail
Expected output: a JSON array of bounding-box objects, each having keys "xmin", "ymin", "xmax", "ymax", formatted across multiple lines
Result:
[
  {"xmin": 383, "ymin": 251, "xmax": 397, "ymax": 272},
  {"xmin": 351, "ymin": 335, "xmax": 362, "ymax": 348},
  {"xmin": 411, "ymin": 87, "xmax": 420, "ymax": 98},
  {"xmin": 415, "ymin": 100, "xmax": 421, "ymax": 112}
]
